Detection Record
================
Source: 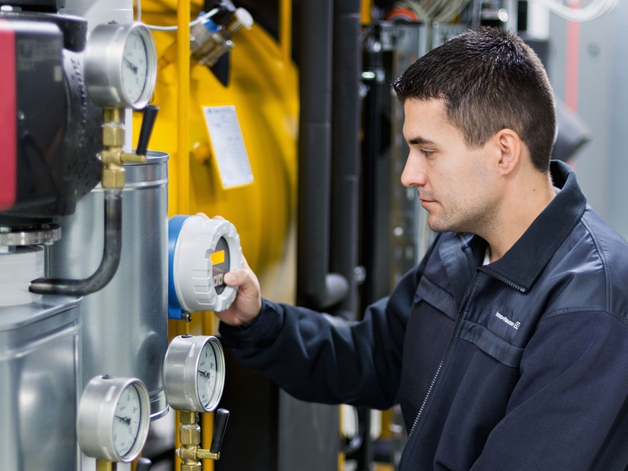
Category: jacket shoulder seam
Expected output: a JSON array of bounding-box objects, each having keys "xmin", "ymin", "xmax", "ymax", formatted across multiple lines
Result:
[
  {"xmin": 579, "ymin": 217, "xmax": 611, "ymax": 312},
  {"xmin": 542, "ymin": 307, "xmax": 628, "ymax": 327}
]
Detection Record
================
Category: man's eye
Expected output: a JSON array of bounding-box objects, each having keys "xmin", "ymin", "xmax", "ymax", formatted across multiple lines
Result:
[{"xmin": 421, "ymin": 150, "xmax": 434, "ymax": 157}]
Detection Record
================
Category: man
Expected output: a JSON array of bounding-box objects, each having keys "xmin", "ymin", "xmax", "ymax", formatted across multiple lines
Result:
[{"xmin": 216, "ymin": 27, "xmax": 628, "ymax": 470}]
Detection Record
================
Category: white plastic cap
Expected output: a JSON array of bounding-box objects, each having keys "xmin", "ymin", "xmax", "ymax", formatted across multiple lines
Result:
[
  {"xmin": 172, "ymin": 216, "xmax": 242, "ymax": 313},
  {"xmin": 235, "ymin": 8, "xmax": 254, "ymax": 30}
]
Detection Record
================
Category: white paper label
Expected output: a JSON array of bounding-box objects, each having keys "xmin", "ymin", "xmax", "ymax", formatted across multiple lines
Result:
[{"xmin": 202, "ymin": 105, "xmax": 254, "ymax": 189}]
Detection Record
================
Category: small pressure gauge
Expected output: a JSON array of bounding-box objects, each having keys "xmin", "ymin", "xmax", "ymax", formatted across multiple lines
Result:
[
  {"xmin": 168, "ymin": 216, "xmax": 243, "ymax": 319},
  {"xmin": 77, "ymin": 376, "xmax": 151, "ymax": 462},
  {"xmin": 85, "ymin": 22, "xmax": 157, "ymax": 110},
  {"xmin": 163, "ymin": 335, "xmax": 226, "ymax": 412}
]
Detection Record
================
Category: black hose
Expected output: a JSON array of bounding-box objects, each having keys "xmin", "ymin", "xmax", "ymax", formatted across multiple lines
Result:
[{"xmin": 29, "ymin": 190, "xmax": 122, "ymax": 296}]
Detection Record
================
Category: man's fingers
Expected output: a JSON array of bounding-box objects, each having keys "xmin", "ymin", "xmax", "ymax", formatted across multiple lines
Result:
[
  {"xmin": 241, "ymin": 254, "xmax": 251, "ymax": 269},
  {"xmin": 224, "ymin": 268, "xmax": 250, "ymax": 288}
]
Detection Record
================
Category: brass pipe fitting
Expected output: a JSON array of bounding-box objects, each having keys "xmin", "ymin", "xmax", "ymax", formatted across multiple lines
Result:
[
  {"xmin": 96, "ymin": 459, "xmax": 115, "ymax": 471},
  {"xmin": 176, "ymin": 410, "xmax": 220, "ymax": 471},
  {"xmin": 101, "ymin": 108, "xmax": 147, "ymax": 190}
]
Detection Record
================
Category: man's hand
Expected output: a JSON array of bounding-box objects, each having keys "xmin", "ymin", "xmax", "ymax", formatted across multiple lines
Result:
[
  {"xmin": 194, "ymin": 213, "xmax": 262, "ymax": 326},
  {"xmin": 216, "ymin": 255, "xmax": 262, "ymax": 326}
]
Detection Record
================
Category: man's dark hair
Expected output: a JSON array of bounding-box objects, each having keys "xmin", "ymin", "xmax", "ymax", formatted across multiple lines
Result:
[{"xmin": 393, "ymin": 27, "xmax": 556, "ymax": 172}]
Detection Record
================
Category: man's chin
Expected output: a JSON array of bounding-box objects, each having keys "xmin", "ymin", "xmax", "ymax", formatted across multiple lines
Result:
[{"xmin": 427, "ymin": 215, "xmax": 444, "ymax": 232}]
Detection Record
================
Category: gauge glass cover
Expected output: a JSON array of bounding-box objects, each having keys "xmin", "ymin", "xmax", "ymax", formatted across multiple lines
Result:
[
  {"xmin": 122, "ymin": 29, "xmax": 149, "ymax": 104},
  {"xmin": 113, "ymin": 383, "xmax": 142, "ymax": 458},
  {"xmin": 198, "ymin": 341, "xmax": 219, "ymax": 408}
]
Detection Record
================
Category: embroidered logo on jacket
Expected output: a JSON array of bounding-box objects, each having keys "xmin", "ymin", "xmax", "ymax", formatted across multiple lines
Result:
[{"xmin": 495, "ymin": 311, "xmax": 520, "ymax": 330}]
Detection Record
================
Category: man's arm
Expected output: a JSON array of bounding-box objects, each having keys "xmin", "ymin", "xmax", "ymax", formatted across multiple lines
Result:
[
  {"xmin": 217, "ymin": 263, "xmax": 421, "ymax": 409},
  {"xmin": 470, "ymin": 310, "xmax": 628, "ymax": 471}
]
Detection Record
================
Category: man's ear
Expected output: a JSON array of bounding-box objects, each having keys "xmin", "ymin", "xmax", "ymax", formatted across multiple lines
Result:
[{"xmin": 494, "ymin": 128, "xmax": 522, "ymax": 176}]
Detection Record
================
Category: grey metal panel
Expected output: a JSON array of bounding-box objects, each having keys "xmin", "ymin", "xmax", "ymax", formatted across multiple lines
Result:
[
  {"xmin": 605, "ymin": 0, "xmax": 628, "ymax": 239},
  {"xmin": 278, "ymin": 391, "xmax": 339, "ymax": 471},
  {"xmin": 0, "ymin": 297, "xmax": 81, "ymax": 471},
  {"xmin": 547, "ymin": 12, "xmax": 613, "ymax": 224},
  {"xmin": 46, "ymin": 152, "xmax": 169, "ymax": 419}
]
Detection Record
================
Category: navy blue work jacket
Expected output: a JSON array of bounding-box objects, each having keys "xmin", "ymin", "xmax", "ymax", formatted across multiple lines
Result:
[{"xmin": 221, "ymin": 161, "xmax": 628, "ymax": 470}]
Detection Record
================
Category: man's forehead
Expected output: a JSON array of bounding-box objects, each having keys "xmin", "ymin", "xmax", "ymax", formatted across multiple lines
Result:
[{"xmin": 402, "ymin": 98, "xmax": 449, "ymax": 139}]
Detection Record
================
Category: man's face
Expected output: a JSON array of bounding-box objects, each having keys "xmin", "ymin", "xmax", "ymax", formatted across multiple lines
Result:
[{"xmin": 401, "ymin": 98, "xmax": 501, "ymax": 235}]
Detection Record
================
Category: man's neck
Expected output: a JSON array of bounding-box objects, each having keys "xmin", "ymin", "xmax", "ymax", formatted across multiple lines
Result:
[{"xmin": 483, "ymin": 172, "xmax": 556, "ymax": 263}]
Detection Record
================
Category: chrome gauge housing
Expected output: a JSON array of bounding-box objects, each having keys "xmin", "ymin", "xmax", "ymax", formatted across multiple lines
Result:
[
  {"xmin": 85, "ymin": 22, "xmax": 157, "ymax": 110},
  {"xmin": 163, "ymin": 335, "xmax": 226, "ymax": 412},
  {"xmin": 77, "ymin": 376, "xmax": 151, "ymax": 462}
]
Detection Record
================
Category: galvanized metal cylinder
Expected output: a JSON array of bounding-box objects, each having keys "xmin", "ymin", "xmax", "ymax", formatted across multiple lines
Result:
[{"xmin": 46, "ymin": 151, "xmax": 169, "ymax": 420}]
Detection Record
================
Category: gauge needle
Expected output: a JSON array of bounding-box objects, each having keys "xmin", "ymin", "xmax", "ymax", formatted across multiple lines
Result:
[
  {"xmin": 123, "ymin": 57, "xmax": 138, "ymax": 74},
  {"xmin": 198, "ymin": 370, "xmax": 209, "ymax": 378},
  {"xmin": 115, "ymin": 415, "xmax": 131, "ymax": 425}
]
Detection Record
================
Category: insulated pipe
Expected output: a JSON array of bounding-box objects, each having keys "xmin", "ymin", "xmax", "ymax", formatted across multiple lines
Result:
[
  {"xmin": 329, "ymin": 0, "xmax": 362, "ymax": 320},
  {"xmin": 328, "ymin": 1, "xmax": 371, "ymax": 466},
  {"xmin": 297, "ymin": 0, "xmax": 349, "ymax": 309},
  {"xmin": 29, "ymin": 190, "xmax": 122, "ymax": 295},
  {"xmin": 360, "ymin": 32, "xmax": 384, "ymax": 312}
]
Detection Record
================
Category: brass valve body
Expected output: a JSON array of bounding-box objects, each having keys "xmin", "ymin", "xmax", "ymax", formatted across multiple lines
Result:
[
  {"xmin": 177, "ymin": 411, "xmax": 220, "ymax": 471},
  {"xmin": 101, "ymin": 108, "xmax": 147, "ymax": 189}
]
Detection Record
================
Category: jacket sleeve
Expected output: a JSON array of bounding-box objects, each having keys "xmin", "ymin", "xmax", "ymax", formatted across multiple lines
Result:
[
  {"xmin": 471, "ymin": 310, "xmax": 628, "ymax": 471},
  {"xmin": 218, "ymin": 264, "xmax": 420, "ymax": 410}
]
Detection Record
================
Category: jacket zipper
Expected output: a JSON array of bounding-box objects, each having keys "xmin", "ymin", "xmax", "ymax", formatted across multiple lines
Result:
[
  {"xmin": 397, "ymin": 270, "xmax": 477, "ymax": 469},
  {"xmin": 397, "ymin": 265, "xmax": 527, "ymax": 468},
  {"xmin": 479, "ymin": 267, "xmax": 528, "ymax": 293}
]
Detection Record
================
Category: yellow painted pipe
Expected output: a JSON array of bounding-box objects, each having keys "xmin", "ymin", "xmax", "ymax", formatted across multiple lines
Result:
[
  {"xmin": 201, "ymin": 312, "xmax": 215, "ymax": 470},
  {"xmin": 175, "ymin": 3, "xmax": 191, "ymax": 469},
  {"xmin": 280, "ymin": 0, "xmax": 292, "ymax": 65},
  {"xmin": 177, "ymin": 0, "xmax": 190, "ymax": 217},
  {"xmin": 361, "ymin": 0, "xmax": 373, "ymax": 24}
]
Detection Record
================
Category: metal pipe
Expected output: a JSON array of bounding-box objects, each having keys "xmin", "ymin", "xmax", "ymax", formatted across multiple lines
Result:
[
  {"xmin": 329, "ymin": 0, "xmax": 362, "ymax": 320},
  {"xmin": 296, "ymin": 0, "xmax": 349, "ymax": 310},
  {"xmin": 29, "ymin": 190, "xmax": 122, "ymax": 296}
]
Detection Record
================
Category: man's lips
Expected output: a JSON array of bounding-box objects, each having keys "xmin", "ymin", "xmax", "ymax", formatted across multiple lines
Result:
[{"xmin": 418, "ymin": 194, "xmax": 436, "ymax": 205}]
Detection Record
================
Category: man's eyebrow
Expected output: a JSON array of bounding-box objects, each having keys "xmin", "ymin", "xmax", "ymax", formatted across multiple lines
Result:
[{"xmin": 407, "ymin": 136, "xmax": 436, "ymax": 146}]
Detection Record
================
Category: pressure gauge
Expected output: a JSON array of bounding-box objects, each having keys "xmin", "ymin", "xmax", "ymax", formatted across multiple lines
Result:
[
  {"xmin": 168, "ymin": 215, "xmax": 243, "ymax": 319},
  {"xmin": 85, "ymin": 22, "xmax": 157, "ymax": 110},
  {"xmin": 77, "ymin": 376, "xmax": 151, "ymax": 462},
  {"xmin": 163, "ymin": 335, "xmax": 226, "ymax": 412}
]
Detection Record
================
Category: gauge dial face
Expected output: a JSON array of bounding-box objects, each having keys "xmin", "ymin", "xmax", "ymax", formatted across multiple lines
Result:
[
  {"xmin": 198, "ymin": 341, "xmax": 218, "ymax": 408},
  {"xmin": 113, "ymin": 384, "xmax": 142, "ymax": 458},
  {"xmin": 121, "ymin": 29, "xmax": 149, "ymax": 105}
]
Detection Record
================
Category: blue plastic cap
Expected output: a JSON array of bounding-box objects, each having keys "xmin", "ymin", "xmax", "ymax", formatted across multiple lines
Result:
[
  {"xmin": 168, "ymin": 215, "xmax": 190, "ymax": 319},
  {"xmin": 203, "ymin": 18, "xmax": 219, "ymax": 33}
]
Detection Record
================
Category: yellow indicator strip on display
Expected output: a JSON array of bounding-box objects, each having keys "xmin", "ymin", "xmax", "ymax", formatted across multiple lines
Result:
[{"xmin": 210, "ymin": 250, "xmax": 225, "ymax": 265}]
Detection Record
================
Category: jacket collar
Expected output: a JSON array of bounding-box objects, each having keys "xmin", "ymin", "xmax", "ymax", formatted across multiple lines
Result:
[{"xmin": 478, "ymin": 160, "xmax": 587, "ymax": 292}]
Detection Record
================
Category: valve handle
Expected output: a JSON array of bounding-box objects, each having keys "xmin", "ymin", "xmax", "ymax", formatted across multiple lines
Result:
[
  {"xmin": 136, "ymin": 457, "xmax": 152, "ymax": 471},
  {"xmin": 209, "ymin": 408, "xmax": 230, "ymax": 454},
  {"xmin": 136, "ymin": 105, "xmax": 159, "ymax": 156}
]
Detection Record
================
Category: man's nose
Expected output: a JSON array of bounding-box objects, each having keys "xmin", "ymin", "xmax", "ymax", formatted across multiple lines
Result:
[{"xmin": 400, "ymin": 155, "xmax": 427, "ymax": 188}]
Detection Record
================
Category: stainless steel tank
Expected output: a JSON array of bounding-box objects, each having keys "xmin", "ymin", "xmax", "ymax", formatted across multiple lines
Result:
[
  {"xmin": 0, "ymin": 296, "xmax": 81, "ymax": 471},
  {"xmin": 46, "ymin": 151, "xmax": 169, "ymax": 420}
]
